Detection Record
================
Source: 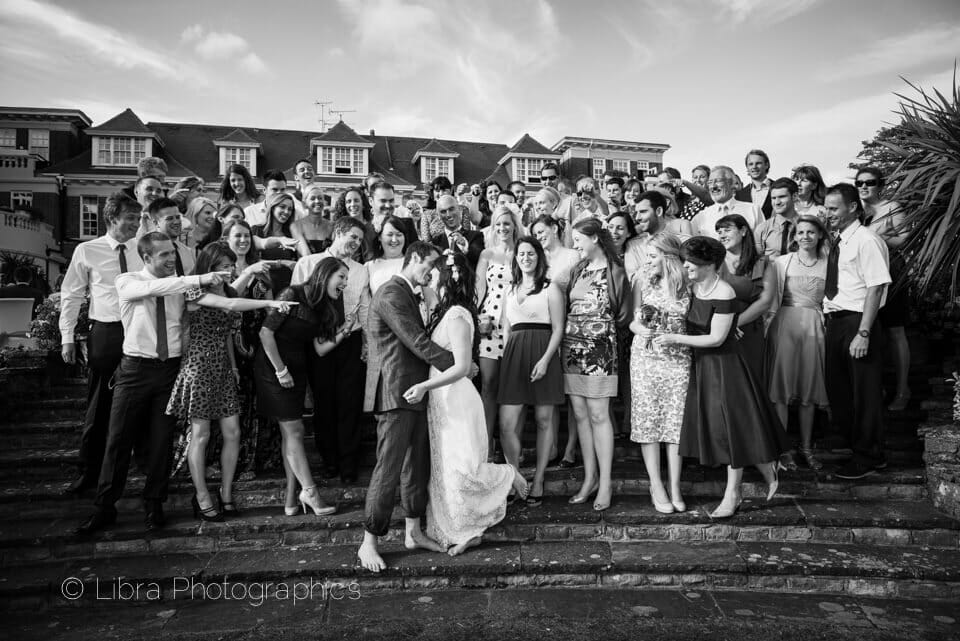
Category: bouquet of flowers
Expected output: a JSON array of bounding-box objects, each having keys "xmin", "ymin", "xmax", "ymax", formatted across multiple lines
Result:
[
  {"xmin": 638, "ymin": 304, "xmax": 662, "ymax": 349},
  {"xmin": 29, "ymin": 294, "xmax": 89, "ymax": 352}
]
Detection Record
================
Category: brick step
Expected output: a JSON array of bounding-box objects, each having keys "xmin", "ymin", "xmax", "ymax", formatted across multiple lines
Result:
[
  {"xmin": 3, "ymin": 496, "xmax": 956, "ymax": 568},
  {"xmin": 4, "ymin": 538, "xmax": 960, "ymax": 610}
]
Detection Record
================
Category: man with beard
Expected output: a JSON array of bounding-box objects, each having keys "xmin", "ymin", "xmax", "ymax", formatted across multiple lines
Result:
[{"xmin": 623, "ymin": 190, "xmax": 668, "ymax": 280}]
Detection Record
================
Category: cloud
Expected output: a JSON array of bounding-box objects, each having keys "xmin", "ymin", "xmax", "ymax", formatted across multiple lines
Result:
[
  {"xmin": 822, "ymin": 25, "xmax": 960, "ymax": 82},
  {"xmin": 329, "ymin": 47, "xmax": 346, "ymax": 57},
  {"xmin": 0, "ymin": 0, "xmax": 193, "ymax": 81},
  {"xmin": 240, "ymin": 53, "xmax": 267, "ymax": 74},
  {"xmin": 180, "ymin": 24, "xmax": 204, "ymax": 42},
  {"xmin": 708, "ymin": 0, "xmax": 822, "ymax": 25},
  {"xmin": 607, "ymin": 18, "xmax": 655, "ymax": 67},
  {"xmin": 178, "ymin": 24, "xmax": 267, "ymax": 73}
]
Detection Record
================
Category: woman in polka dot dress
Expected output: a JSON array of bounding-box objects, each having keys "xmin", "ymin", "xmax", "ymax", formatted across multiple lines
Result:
[{"xmin": 476, "ymin": 205, "xmax": 523, "ymax": 459}]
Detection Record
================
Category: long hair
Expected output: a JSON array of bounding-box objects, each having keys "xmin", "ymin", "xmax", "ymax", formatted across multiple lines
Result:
[
  {"xmin": 478, "ymin": 179, "xmax": 502, "ymax": 222},
  {"xmin": 374, "ymin": 215, "xmax": 415, "ymax": 258},
  {"xmin": 511, "ymin": 236, "xmax": 550, "ymax": 296},
  {"xmin": 572, "ymin": 216, "xmax": 622, "ymax": 267},
  {"xmin": 647, "ymin": 232, "xmax": 688, "ymax": 300},
  {"xmin": 715, "ymin": 213, "xmax": 759, "ymax": 276},
  {"xmin": 259, "ymin": 192, "xmax": 295, "ymax": 238},
  {"xmin": 333, "ymin": 188, "xmax": 372, "ymax": 222},
  {"xmin": 219, "ymin": 163, "xmax": 259, "ymax": 204},
  {"xmin": 426, "ymin": 175, "xmax": 453, "ymax": 210},
  {"xmin": 427, "ymin": 249, "xmax": 480, "ymax": 361},
  {"xmin": 792, "ymin": 164, "xmax": 827, "ymax": 205},
  {"xmin": 301, "ymin": 256, "xmax": 347, "ymax": 342},
  {"xmin": 192, "ymin": 241, "xmax": 238, "ymax": 297}
]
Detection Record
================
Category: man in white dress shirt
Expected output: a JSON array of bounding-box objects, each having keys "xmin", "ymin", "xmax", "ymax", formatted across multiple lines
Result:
[
  {"xmin": 244, "ymin": 169, "xmax": 305, "ymax": 228},
  {"xmin": 75, "ymin": 233, "xmax": 230, "ymax": 535},
  {"xmin": 822, "ymin": 183, "xmax": 890, "ymax": 480},
  {"xmin": 148, "ymin": 197, "xmax": 195, "ymax": 276},
  {"xmin": 60, "ymin": 192, "xmax": 144, "ymax": 494},
  {"xmin": 736, "ymin": 149, "xmax": 773, "ymax": 220},
  {"xmin": 291, "ymin": 216, "xmax": 370, "ymax": 482},
  {"xmin": 690, "ymin": 166, "xmax": 763, "ymax": 238}
]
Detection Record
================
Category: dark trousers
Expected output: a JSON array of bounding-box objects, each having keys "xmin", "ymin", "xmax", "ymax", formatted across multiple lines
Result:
[
  {"xmin": 77, "ymin": 321, "xmax": 123, "ymax": 483},
  {"xmin": 824, "ymin": 313, "xmax": 885, "ymax": 466},
  {"xmin": 94, "ymin": 356, "xmax": 180, "ymax": 508},
  {"xmin": 363, "ymin": 409, "xmax": 429, "ymax": 537},
  {"xmin": 309, "ymin": 331, "xmax": 365, "ymax": 477}
]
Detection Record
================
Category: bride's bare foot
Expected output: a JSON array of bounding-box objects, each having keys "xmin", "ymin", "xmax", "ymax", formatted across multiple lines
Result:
[
  {"xmin": 357, "ymin": 539, "xmax": 386, "ymax": 573},
  {"xmin": 404, "ymin": 527, "xmax": 446, "ymax": 552},
  {"xmin": 512, "ymin": 468, "xmax": 529, "ymax": 500},
  {"xmin": 448, "ymin": 536, "xmax": 482, "ymax": 556}
]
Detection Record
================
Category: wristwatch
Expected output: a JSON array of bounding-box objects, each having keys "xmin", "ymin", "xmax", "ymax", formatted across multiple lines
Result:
[{"xmin": 857, "ymin": 329, "xmax": 870, "ymax": 338}]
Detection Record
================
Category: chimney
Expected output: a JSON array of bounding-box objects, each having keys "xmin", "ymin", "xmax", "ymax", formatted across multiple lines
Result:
[{"xmin": 369, "ymin": 129, "xmax": 375, "ymax": 136}]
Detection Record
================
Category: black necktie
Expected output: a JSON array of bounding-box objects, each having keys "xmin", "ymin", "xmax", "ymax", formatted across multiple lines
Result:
[
  {"xmin": 117, "ymin": 245, "xmax": 128, "ymax": 273},
  {"xmin": 156, "ymin": 296, "xmax": 169, "ymax": 360},
  {"xmin": 825, "ymin": 234, "xmax": 840, "ymax": 300},
  {"xmin": 173, "ymin": 243, "xmax": 184, "ymax": 276},
  {"xmin": 780, "ymin": 221, "xmax": 797, "ymax": 255}
]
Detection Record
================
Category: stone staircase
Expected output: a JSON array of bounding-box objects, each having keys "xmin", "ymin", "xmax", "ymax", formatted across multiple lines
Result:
[{"xmin": 1, "ymin": 345, "xmax": 959, "ymax": 637}]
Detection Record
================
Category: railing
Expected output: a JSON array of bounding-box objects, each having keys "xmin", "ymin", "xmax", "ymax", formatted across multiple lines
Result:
[
  {"xmin": 0, "ymin": 148, "xmax": 39, "ymax": 170},
  {"xmin": 2, "ymin": 213, "xmax": 46, "ymax": 234}
]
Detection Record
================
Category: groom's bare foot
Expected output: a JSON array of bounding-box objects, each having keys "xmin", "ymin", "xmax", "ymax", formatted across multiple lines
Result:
[
  {"xmin": 404, "ymin": 528, "xmax": 446, "ymax": 552},
  {"xmin": 357, "ymin": 539, "xmax": 386, "ymax": 573},
  {"xmin": 512, "ymin": 468, "xmax": 529, "ymax": 500},
  {"xmin": 448, "ymin": 536, "xmax": 482, "ymax": 556}
]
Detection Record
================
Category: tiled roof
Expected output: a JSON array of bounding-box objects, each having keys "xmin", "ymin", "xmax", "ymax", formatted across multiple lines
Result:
[
  {"xmin": 369, "ymin": 135, "xmax": 509, "ymax": 188},
  {"xmin": 416, "ymin": 138, "xmax": 457, "ymax": 156},
  {"xmin": 311, "ymin": 121, "xmax": 371, "ymax": 145},
  {"xmin": 213, "ymin": 128, "xmax": 260, "ymax": 146},
  {"xmin": 86, "ymin": 108, "xmax": 153, "ymax": 134},
  {"xmin": 505, "ymin": 133, "xmax": 555, "ymax": 156}
]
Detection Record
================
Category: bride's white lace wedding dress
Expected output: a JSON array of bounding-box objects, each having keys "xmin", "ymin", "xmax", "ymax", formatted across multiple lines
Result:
[{"xmin": 425, "ymin": 305, "xmax": 514, "ymax": 548}]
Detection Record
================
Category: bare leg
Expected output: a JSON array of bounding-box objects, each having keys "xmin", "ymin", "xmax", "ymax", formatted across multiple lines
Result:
[
  {"xmin": 548, "ymin": 407, "xmax": 560, "ymax": 461},
  {"xmin": 479, "ymin": 358, "xmax": 501, "ymax": 456},
  {"xmin": 498, "ymin": 404, "xmax": 525, "ymax": 468},
  {"xmin": 278, "ymin": 419, "xmax": 316, "ymax": 492},
  {"xmin": 358, "ymin": 530, "xmax": 386, "ymax": 572},
  {"xmin": 219, "ymin": 415, "xmax": 240, "ymax": 503},
  {"xmin": 586, "ymin": 397, "xmax": 614, "ymax": 508},
  {"xmin": 640, "ymin": 442, "xmax": 668, "ymax": 503},
  {"xmin": 569, "ymin": 396, "xmax": 597, "ymax": 500},
  {"xmin": 531, "ymin": 405, "xmax": 555, "ymax": 497},
  {"xmin": 448, "ymin": 536, "xmax": 482, "ymax": 556},
  {"xmin": 187, "ymin": 419, "xmax": 214, "ymax": 509},
  {"xmin": 282, "ymin": 454, "xmax": 298, "ymax": 511},
  {"xmin": 563, "ymin": 401, "xmax": 579, "ymax": 463},
  {"xmin": 712, "ymin": 466, "xmax": 743, "ymax": 517},
  {"xmin": 666, "ymin": 443, "xmax": 684, "ymax": 509},
  {"xmin": 404, "ymin": 516, "xmax": 446, "ymax": 552},
  {"xmin": 798, "ymin": 404, "xmax": 816, "ymax": 451}
]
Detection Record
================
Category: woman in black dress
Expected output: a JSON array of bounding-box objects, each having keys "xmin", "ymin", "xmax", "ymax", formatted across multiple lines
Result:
[
  {"xmin": 252, "ymin": 192, "xmax": 300, "ymax": 295},
  {"xmin": 255, "ymin": 256, "xmax": 350, "ymax": 517},
  {"xmin": 655, "ymin": 237, "xmax": 785, "ymax": 518},
  {"xmin": 292, "ymin": 184, "xmax": 333, "ymax": 256}
]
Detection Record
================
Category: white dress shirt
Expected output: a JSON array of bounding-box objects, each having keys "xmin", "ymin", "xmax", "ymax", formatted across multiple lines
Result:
[
  {"xmin": 291, "ymin": 250, "xmax": 370, "ymax": 332},
  {"xmin": 243, "ymin": 198, "xmax": 307, "ymax": 228},
  {"xmin": 823, "ymin": 221, "xmax": 890, "ymax": 314},
  {"xmin": 749, "ymin": 178, "xmax": 772, "ymax": 210},
  {"xmin": 173, "ymin": 240, "xmax": 196, "ymax": 276},
  {"xmin": 690, "ymin": 199, "xmax": 763, "ymax": 238},
  {"xmin": 58, "ymin": 234, "xmax": 144, "ymax": 344},
  {"xmin": 115, "ymin": 269, "xmax": 202, "ymax": 359}
]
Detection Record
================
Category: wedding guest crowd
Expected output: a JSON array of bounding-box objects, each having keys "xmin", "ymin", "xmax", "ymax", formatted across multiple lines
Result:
[{"xmin": 63, "ymin": 149, "xmax": 906, "ymax": 535}]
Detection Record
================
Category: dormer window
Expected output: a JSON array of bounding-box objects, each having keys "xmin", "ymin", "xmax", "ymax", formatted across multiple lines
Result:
[
  {"xmin": 94, "ymin": 136, "xmax": 148, "ymax": 167},
  {"xmin": 319, "ymin": 147, "xmax": 366, "ymax": 175},
  {"xmin": 224, "ymin": 147, "xmax": 253, "ymax": 172},
  {"xmin": 514, "ymin": 158, "xmax": 546, "ymax": 185},
  {"xmin": 423, "ymin": 157, "xmax": 451, "ymax": 183}
]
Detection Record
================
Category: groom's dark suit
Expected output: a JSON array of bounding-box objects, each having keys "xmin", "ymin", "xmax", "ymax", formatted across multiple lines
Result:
[
  {"xmin": 363, "ymin": 275, "xmax": 454, "ymax": 536},
  {"xmin": 430, "ymin": 228, "xmax": 484, "ymax": 271}
]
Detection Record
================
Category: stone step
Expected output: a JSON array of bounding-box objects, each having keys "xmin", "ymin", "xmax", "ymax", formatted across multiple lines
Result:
[
  {"xmin": 2, "ymin": 496, "xmax": 956, "ymax": 568},
  {"xmin": 5, "ymin": 538, "xmax": 960, "ymax": 609}
]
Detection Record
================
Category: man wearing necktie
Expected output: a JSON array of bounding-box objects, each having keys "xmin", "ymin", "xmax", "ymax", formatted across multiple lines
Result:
[
  {"xmin": 60, "ymin": 192, "xmax": 144, "ymax": 495},
  {"xmin": 690, "ymin": 166, "xmax": 763, "ymax": 239},
  {"xmin": 754, "ymin": 178, "xmax": 801, "ymax": 258},
  {"xmin": 75, "ymin": 233, "xmax": 231, "ymax": 536},
  {"xmin": 429, "ymin": 195, "xmax": 484, "ymax": 271},
  {"xmin": 148, "ymin": 197, "xmax": 195, "ymax": 276},
  {"xmin": 821, "ymin": 183, "xmax": 890, "ymax": 481}
]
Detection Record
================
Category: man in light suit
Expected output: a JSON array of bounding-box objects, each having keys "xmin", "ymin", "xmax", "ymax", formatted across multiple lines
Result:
[
  {"xmin": 358, "ymin": 241, "xmax": 455, "ymax": 573},
  {"xmin": 429, "ymin": 195, "xmax": 484, "ymax": 271}
]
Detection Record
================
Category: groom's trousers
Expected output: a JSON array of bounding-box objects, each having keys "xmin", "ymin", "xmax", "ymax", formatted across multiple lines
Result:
[{"xmin": 363, "ymin": 409, "xmax": 430, "ymax": 536}]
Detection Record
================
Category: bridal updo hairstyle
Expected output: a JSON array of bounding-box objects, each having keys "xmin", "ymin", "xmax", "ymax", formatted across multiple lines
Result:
[
  {"xmin": 680, "ymin": 236, "xmax": 726, "ymax": 269},
  {"xmin": 428, "ymin": 249, "xmax": 480, "ymax": 360}
]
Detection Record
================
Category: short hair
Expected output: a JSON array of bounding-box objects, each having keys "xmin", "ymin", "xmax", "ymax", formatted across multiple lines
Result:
[
  {"xmin": 636, "ymin": 190, "xmax": 668, "ymax": 213},
  {"xmin": 403, "ymin": 240, "xmax": 440, "ymax": 267},
  {"xmin": 507, "ymin": 180, "xmax": 525, "ymax": 191},
  {"xmin": 102, "ymin": 191, "xmax": 141, "ymax": 225},
  {"xmin": 660, "ymin": 167, "xmax": 682, "ymax": 180},
  {"xmin": 497, "ymin": 191, "xmax": 517, "ymax": 202},
  {"xmin": 531, "ymin": 213, "xmax": 561, "ymax": 233},
  {"xmin": 135, "ymin": 174, "xmax": 162, "ymax": 191},
  {"xmin": 680, "ymin": 236, "xmax": 726, "ymax": 269},
  {"xmin": 855, "ymin": 165, "xmax": 885, "ymax": 187},
  {"xmin": 605, "ymin": 176, "xmax": 624, "ymax": 188},
  {"xmin": 262, "ymin": 169, "xmax": 287, "ymax": 184},
  {"xmin": 711, "ymin": 165, "xmax": 736, "ymax": 181},
  {"xmin": 826, "ymin": 183, "xmax": 862, "ymax": 213},
  {"xmin": 147, "ymin": 197, "xmax": 180, "ymax": 216},
  {"xmin": 173, "ymin": 176, "xmax": 203, "ymax": 192},
  {"xmin": 769, "ymin": 177, "xmax": 798, "ymax": 196},
  {"xmin": 692, "ymin": 164, "xmax": 710, "ymax": 175},
  {"xmin": 541, "ymin": 161, "xmax": 559, "ymax": 175},
  {"xmin": 429, "ymin": 176, "xmax": 453, "ymax": 192},
  {"xmin": 12, "ymin": 265, "xmax": 33, "ymax": 283},
  {"xmin": 744, "ymin": 149, "xmax": 770, "ymax": 166},
  {"xmin": 332, "ymin": 215, "xmax": 365, "ymax": 237},
  {"xmin": 137, "ymin": 157, "xmax": 167, "ymax": 179},
  {"xmin": 369, "ymin": 180, "xmax": 395, "ymax": 196},
  {"xmin": 294, "ymin": 158, "xmax": 314, "ymax": 170},
  {"xmin": 137, "ymin": 231, "xmax": 172, "ymax": 259}
]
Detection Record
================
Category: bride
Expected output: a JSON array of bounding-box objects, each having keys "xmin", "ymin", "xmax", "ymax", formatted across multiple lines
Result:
[{"xmin": 403, "ymin": 250, "xmax": 529, "ymax": 556}]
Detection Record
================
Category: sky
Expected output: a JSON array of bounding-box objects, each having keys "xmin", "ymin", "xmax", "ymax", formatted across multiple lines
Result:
[{"xmin": 1, "ymin": 0, "xmax": 958, "ymax": 184}]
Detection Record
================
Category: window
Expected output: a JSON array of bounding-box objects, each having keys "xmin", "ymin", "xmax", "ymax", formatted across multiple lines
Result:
[
  {"xmin": 592, "ymin": 158, "xmax": 605, "ymax": 181},
  {"xmin": 320, "ymin": 146, "xmax": 365, "ymax": 175},
  {"xmin": 423, "ymin": 157, "xmax": 451, "ymax": 183},
  {"xmin": 0, "ymin": 128, "xmax": 15, "ymax": 148},
  {"xmin": 612, "ymin": 159, "xmax": 630, "ymax": 175},
  {"xmin": 515, "ymin": 158, "xmax": 546, "ymax": 184},
  {"xmin": 636, "ymin": 161, "xmax": 650, "ymax": 171},
  {"xmin": 80, "ymin": 196, "xmax": 100, "ymax": 239},
  {"xmin": 95, "ymin": 137, "xmax": 147, "ymax": 166},
  {"xmin": 224, "ymin": 147, "xmax": 253, "ymax": 171},
  {"xmin": 29, "ymin": 130, "xmax": 49, "ymax": 159},
  {"xmin": 11, "ymin": 192, "xmax": 33, "ymax": 209}
]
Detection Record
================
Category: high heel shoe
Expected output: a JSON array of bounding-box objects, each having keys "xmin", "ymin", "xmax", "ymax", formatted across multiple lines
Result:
[
  {"xmin": 593, "ymin": 489, "xmax": 612, "ymax": 512},
  {"xmin": 284, "ymin": 505, "xmax": 300, "ymax": 516},
  {"xmin": 192, "ymin": 495, "xmax": 224, "ymax": 522},
  {"xmin": 798, "ymin": 447, "xmax": 823, "ymax": 471},
  {"xmin": 778, "ymin": 451, "xmax": 798, "ymax": 472},
  {"xmin": 670, "ymin": 496, "xmax": 687, "ymax": 513},
  {"xmin": 650, "ymin": 488, "xmax": 674, "ymax": 514},
  {"xmin": 217, "ymin": 489, "xmax": 240, "ymax": 517},
  {"xmin": 709, "ymin": 496, "xmax": 742, "ymax": 519},
  {"xmin": 765, "ymin": 463, "xmax": 779, "ymax": 502},
  {"xmin": 299, "ymin": 486, "xmax": 337, "ymax": 516},
  {"xmin": 568, "ymin": 481, "xmax": 599, "ymax": 505}
]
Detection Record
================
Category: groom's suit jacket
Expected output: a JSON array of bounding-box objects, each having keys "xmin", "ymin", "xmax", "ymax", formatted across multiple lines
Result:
[{"xmin": 363, "ymin": 275, "xmax": 454, "ymax": 413}]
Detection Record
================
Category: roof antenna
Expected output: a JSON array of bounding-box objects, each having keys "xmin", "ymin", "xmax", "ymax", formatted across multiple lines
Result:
[
  {"xmin": 314, "ymin": 99, "xmax": 332, "ymax": 132},
  {"xmin": 329, "ymin": 108, "xmax": 356, "ymax": 126}
]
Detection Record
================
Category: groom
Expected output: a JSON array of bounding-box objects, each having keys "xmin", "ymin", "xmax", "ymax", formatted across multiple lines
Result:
[{"xmin": 358, "ymin": 241, "xmax": 456, "ymax": 572}]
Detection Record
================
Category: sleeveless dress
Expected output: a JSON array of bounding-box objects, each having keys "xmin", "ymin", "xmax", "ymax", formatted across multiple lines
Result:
[
  {"xmin": 766, "ymin": 256, "xmax": 829, "ymax": 407},
  {"xmin": 562, "ymin": 265, "xmax": 618, "ymax": 397},
  {"xmin": 629, "ymin": 278, "xmax": 691, "ymax": 444},
  {"xmin": 721, "ymin": 257, "xmax": 768, "ymax": 380},
  {"xmin": 678, "ymin": 294, "xmax": 787, "ymax": 468},
  {"xmin": 479, "ymin": 262, "xmax": 509, "ymax": 359},
  {"xmin": 166, "ymin": 293, "xmax": 239, "ymax": 421},
  {"xmin": 426, "ymin": 306, "xmax": 515, "ymax": 548},
  {"xmin": 497, "ymin": 284, "xmax": 564, "ymax": 406},
  {"xmin": 253, "ymin": 225, "xmax": 298, "ymax": 296}
]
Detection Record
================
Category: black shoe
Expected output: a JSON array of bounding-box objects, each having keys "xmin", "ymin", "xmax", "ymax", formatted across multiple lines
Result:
[
  {"xmin": 193, "ymin": 495, "xmax": 224, "ymax": 522},
  {"xmin": 216, "ymin": 491, "xmax": 240, "ymax": 517},
  {"xmin": 144, "ymin": 500, "xmax": 166, "ymax": 531},
  {"xmin": 74, "ymin": 507, "xmax": 117, "ymax": 536},
  {"xmin": 556, "ymin": 458, "xmax": 579, "ymax": 470},
  {"xmin": 65, "ymin": 476, "xmax": 97, "ymax": 496},
  {"xmin": 835, "ymin": 461, "xmax": 876, "ymax": 480}
]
